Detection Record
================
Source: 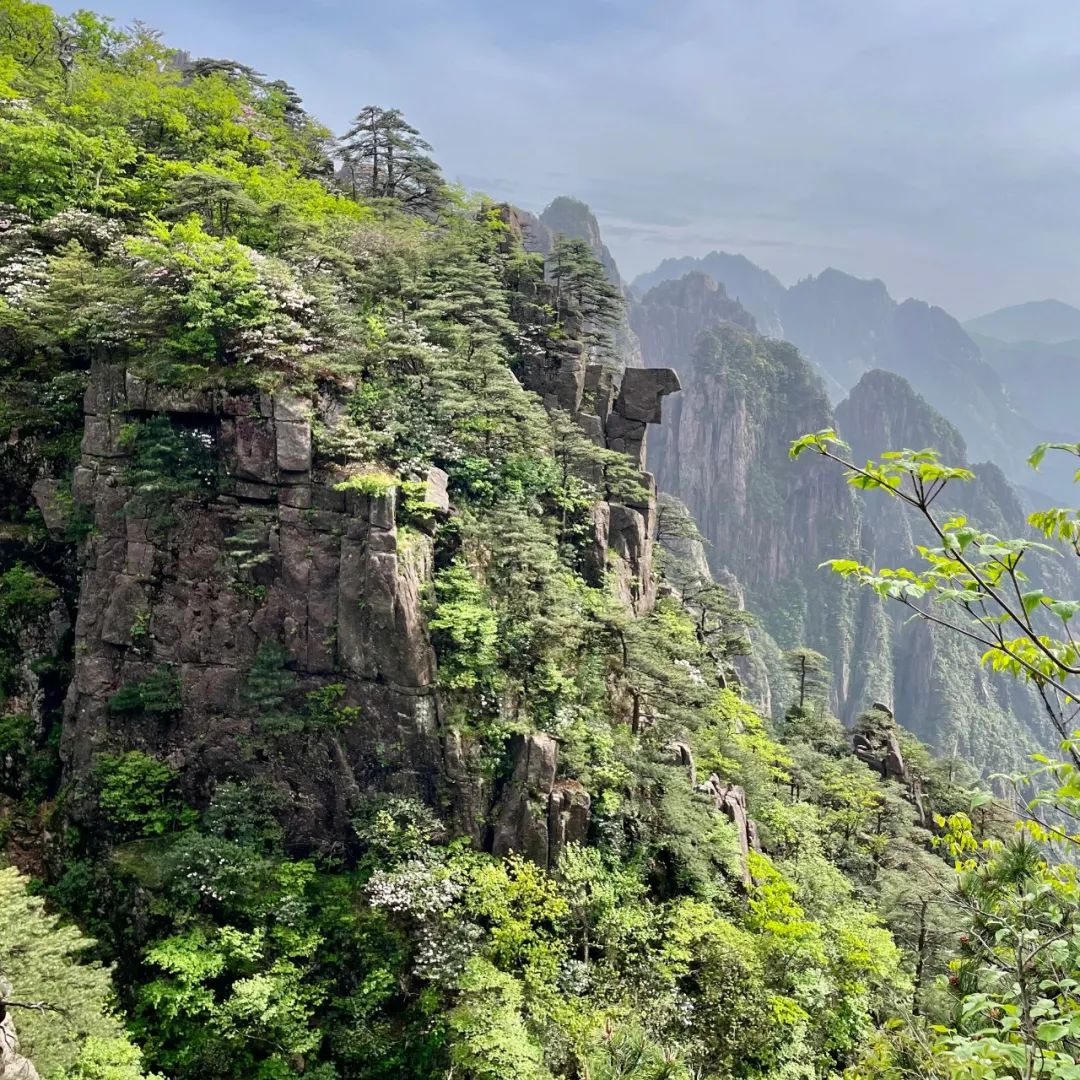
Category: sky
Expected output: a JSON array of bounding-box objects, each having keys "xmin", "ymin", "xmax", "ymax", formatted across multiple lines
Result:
[{"xmin": 75, "ymin": 0, "xmax": 1080, "ymax": 318}]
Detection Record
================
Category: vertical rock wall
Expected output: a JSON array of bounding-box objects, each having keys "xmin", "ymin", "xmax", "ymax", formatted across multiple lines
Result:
[
  {"xmin": 64, "ymin": 365, "xmax": 464, "ymax": 844},
  {"xmin": 62, "ymin": 227, "xmax": 683, "ymax": 853}
]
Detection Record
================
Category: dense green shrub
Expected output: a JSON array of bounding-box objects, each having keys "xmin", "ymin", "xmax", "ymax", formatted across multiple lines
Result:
[
  {"xmin": 93, "ymin": 750, "xmax": 195, "ymax": 838},
  {"xmin": 0, "ymin": 562, "xmax": 60, "ymax": 624},
  {"xmin": 106, "ymin": 667, "xmax": 182, "ymax": 719}
]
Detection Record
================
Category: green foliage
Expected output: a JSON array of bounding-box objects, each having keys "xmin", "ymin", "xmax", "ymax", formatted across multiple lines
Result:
[
  {"xmin": 337, "ymin": 105, "xmax": 446, "ymax": 215},
  {"xmin": 427, "ymin": 558, "xmax": 501, "ymax": 693},
  {"xmin": 930, "ymin": 836, "xmax": 1080, "ymax": 1078},
  {"xmin": 120, "ymin": 416, "xmax": 216, "ymax": 523},
  {"xmin": 304, "ymin": 682, "xmax": 361, "ymax": 729},
  {"xmin": 106, "ymin": 667, "xmax": 181, "ymax": 719},
  {"xmin": 333, "ymin": 468, "xmax": 398, "ymax": 497},
  {"xmin": 55, "ymin": 1036, "xmax": 162, "ymax": 1080},
  {"xmin": 93, "ymin": 750, "xmax": 194, "ymax": 838},
  {"xmin": 240, "ymin": 640, "xmax": 297, "ymax": 732},
  {"xmin": 0, "ymin": 560, "xmax": 59, "ymax": 624},
  {"xmin": 794, "ymin": 433, "xmax": 1080, "ymax": 745},
  {"xmin": 0, "ymin": 865, "xmax": 158, "ymax": 1078},
  {"xmin": 547, "ymin": 234, "xmax": 623, "ymax": 359},
  {"xmin": 796, "ymin": 431, "xmax": 1080, "ymax": 1077},
  {"xmin": 0, "ymin": 6, "xmax": 1046, "ymax": 1080}
]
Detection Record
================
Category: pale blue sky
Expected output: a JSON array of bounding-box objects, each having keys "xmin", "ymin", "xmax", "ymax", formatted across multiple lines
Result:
[{"xmin": 77, "ymin": 0, "xmax": 1080, "ymax": 317}]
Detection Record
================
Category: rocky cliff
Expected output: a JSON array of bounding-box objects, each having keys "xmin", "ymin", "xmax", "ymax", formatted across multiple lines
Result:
[
  {"xmin": 631, "ymin": 285, "xmax": 880, "ymax": 725},
  {"xmin": 520, "ymin": 196, "xmax": 644, "ymax": 370},
  {"xmin": 55, "ymin": 205, "xmax": 683, "ymax": 866},
  {"xmin": 835, "ymin": 371, "xmax": 1060, "ymax": 763}
]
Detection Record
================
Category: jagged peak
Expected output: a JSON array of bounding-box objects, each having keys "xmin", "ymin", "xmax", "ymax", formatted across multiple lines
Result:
[
  {"xmin": 641, "ymin": 270, "xmax": 729, "ymax": 302},
  {"xmin": 790, "ymin": 266, "xmax": 893, "ymax": 304},
  {"xmin": 837, "ymin": 368, "xmax": 968, "ymax": 463},
  {"xmin": 537, "ymin": 195, "xmax": 621, "ymax": 286},
  {"xmin": 631, "ymin": 250, "xmax": 785, "ymax": 297},
  {"xmin": 893, "ymin": 298, "xmax": 983, "ymax": 359}
]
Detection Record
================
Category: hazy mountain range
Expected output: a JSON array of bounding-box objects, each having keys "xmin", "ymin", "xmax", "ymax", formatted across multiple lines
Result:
[{"xmin": 631, "ymin": 258, "xmax": 1080, "ymax": 502}]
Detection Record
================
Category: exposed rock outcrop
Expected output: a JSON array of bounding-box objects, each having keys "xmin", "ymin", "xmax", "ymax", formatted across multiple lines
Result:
[
  {"xmin": 852, "ymin": 729, "xmax": 907, "ymax": 783},
  {"xmin": 0, "ymin": 982, "xmax": 39, "ymax": 1080},
  {"xmin": 632, "ymin": 268, "xmax": 1066, "ymax": 763},
  {"xmin": 696, "ymin": 773, "xmax": 760, "ymax": 885},
  {"xmin": 29, "ymin": 479, "xmax": 70, "ymax": 539},
  {"xmin": 631, "ymin": 252, "xmax": 787, "ymax": 337},
  {"xmin": 519, "ymin": 196, "xmax": 644, "ymax": 371},
  {"xmin": 61, "ymin": 199, "xmax": 684, "ymax": 857},
  {"xmin": 631, "ymin": 273, "xmax": 755, "ymax": 370},
  {"xmin": 637, "ymin": 317, "xmax": 869, "ymax": 719},
  {"xmin": 835, "ymin": 371, "xmax": 1070, "ymax": 759},
  {"xmin": 490, "ymin": 733, "xmax": 590, "ymax": 868},
  {"xmin": 64, "ymin": 363, "xmax": 474, "ymax": 845},
  {"xmin": 500, "ymin": 206, "xmax": 680, "ymax": 614},
  {"xmin": 633, "ymin": 253, "xmax": 1056, "ymax": 499}
]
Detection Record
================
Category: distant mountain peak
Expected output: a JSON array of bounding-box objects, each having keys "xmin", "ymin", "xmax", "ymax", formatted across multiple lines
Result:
[
  {"xmin": 631, "ymin": 252, "xmax": 786, "ymax": 336},
  {"xmin": 538, "ymin": 196, "xmax": 621, "ymax": 286},
  {"xmin": 964, "ymin": 299, "xmax": 1080, "ymax": 344}
]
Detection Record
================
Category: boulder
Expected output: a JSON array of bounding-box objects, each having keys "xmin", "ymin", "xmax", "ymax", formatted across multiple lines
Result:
[
  {"xmin": 422, "ymin": 467, "xmax": 450, "ymax": 514},
  {"xmin": 30, "ymin": 478, "xmax": 70, "ymax": 537},
  {"xmin": 697, "ymin": 773, "xmax": 757, "ymax": 885},
  {"xmin": 0, "ymin": 1014, "xmax": 39, "ymax": 1080},
  {"xmin": 614, "ymin": 367, "xmax": 682, "ymax": 423}
]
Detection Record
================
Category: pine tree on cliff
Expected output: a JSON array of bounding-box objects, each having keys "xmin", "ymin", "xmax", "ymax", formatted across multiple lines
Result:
[
  {"xmin": 784, "ymin": 647, "xmax": 830, "ymax": 712},
  {"xmin": 337, "ymin": 105, "xmax": 444, "ymax": 213},
  {"xmin": 547, "ymin": 235, "xmax": 622, "ymax": 359}
]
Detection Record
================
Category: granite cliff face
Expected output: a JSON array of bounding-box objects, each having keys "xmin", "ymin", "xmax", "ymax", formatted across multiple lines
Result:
[
  {"xmin": 632, "ymin": 252, "xmax": 787, "ymax": 337},
  {"xmin": 835, "ymin": 371, "xmax": 1060, "ymax": 762},
  {"xmin": 56, "ymin": 206, "xmax": 683, "ymax": 865},
  {"xmin": 65, "ymin": 367, "xmax": 453, "ymax": 845},
  {"xmin": 631, "ymin": 281, "xmax": 877, "ymax": 725},
  {"xmin": 631, "ymin": 273, "xmax": 756, "ymax": 369}
]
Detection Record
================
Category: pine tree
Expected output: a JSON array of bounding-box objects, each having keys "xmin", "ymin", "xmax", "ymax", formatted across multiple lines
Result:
[
  {"xmin": 546, "ymin": 235, "xmax": 623, "ymax": 359},
  {"xmin": 337, "ymin": 106, "xmax": 445, "ymax": 214},
  {"xmin": 241, "ymin": 641, "xmax": 299, "ymax": 733},
  {"xmin": 0, "ymin": 866, "xmax": 159, "ymax": 1078},
  {"xmin": 162, "ymin": 170, "xmax": 262, "ymax": 238},
  {"xmin": 784, "ymin": 647, "xmax": 831, "ymax": 716}
]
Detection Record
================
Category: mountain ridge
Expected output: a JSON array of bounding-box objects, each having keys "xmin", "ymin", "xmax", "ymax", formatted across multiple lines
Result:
[
  {"xmin": 631, "ymin": 250, "xmax": 1074, "ymax": 501},
  {"xmin": 964, "ymin": 298, "xmax": 1080, "ymax": 344}
]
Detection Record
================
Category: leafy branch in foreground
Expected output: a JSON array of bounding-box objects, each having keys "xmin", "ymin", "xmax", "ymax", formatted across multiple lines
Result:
[
  {"xmin": 793, "ymin": 431, "xmax": 1080, "ymax": 1077},
  {"xmin": 791, "ymin": 430, "xmax": 1080, "ymax": 754}
]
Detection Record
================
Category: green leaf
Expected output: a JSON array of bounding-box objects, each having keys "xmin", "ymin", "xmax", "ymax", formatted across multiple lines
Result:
[
  {"xmin": 1048, "ymin": 600, "xmax": 1080, "ymax": 623},
  {"xmin": 1021, "ymin": 589, "xmax": 1046, "ymax": 614},
  {"xmin": 1036, "ymin": 1019, "xmax": 1071, "ymax": 1043}
]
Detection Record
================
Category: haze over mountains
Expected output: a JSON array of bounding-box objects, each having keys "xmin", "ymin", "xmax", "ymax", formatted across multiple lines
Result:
[
  {"xmin": 964, "ymin": 298, "xmax": 1080, "ymax": 344},
  {"xmin": 631, "ymin": 253, "xmax": 1080, "ymax": 503},
  {"xmin": 539, "ymin": 196, "xmax": 1079, "ymax": 767}
]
